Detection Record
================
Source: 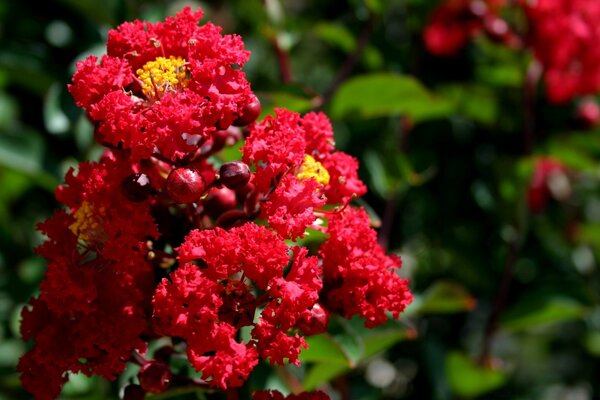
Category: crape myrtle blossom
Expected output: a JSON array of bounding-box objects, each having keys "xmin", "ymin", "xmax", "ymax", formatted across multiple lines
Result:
[
  {"xmin": 423, "ymin": 0, "xmax": 511, "ymax": 56},
  {"xmin": 19, "ymin": 6, "xmax": 413, "ymax": 400},
  {"xmin": 18, "ymin": 152, "xmax": 158, "ymax": 400},
  {"xmin": 69, "ymin": 7, "xmax": 255, "ymax": 162},
  {"xmin": 523, "ymin": 0, "xmax": 600, "ymax": 103},
  {"xmin": 424, "ymin": 0, "xmax": 600, "ymax": 103}
]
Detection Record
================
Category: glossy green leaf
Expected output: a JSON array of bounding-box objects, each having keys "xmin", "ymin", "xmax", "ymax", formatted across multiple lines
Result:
[
  {"xmin": 500, "ymin": 297, "xmax": 587, "ymax": 332},
  {"xmin": 363, "ymin": 328, "xmax": 413, "ymax": 358},
  {"xmin": 303, "ymin": 362, "xmax": 349, "ymax": 391},
  {"xmin": 330, "ymin": 73, "xmax": 454, "ymax": 121},
  {"xmin": 437, "ymin": 84, "xmax": 498, "ymax": 125},
  {"xmin": 408, "ymin": 281, "xmax": 476, "ymax": 315},
  {"xmin": 314, "ymin": 23, "xmax": 355, "ymax": 52},
  {"xmin": 299, "ymin": 334, "xmax": 349, "ymax": 365},
  {"xmin": 445, "ymin": 351, "xmax": 506, "ymax": 398}
]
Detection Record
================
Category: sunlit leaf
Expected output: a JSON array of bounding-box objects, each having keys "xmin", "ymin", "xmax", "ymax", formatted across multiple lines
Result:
[
  {"xmin": 303, "ymin": 362, "xmax": 349, "ymax": 391},
  {"xmin": 407, "ymin": 281, "xmax": 476, "ymax": 315},
  {"xmin": 330, "ymin": 73, "xmax": 454, "ymax": 122},
  {"xmin": 501, "ymin": 297, "xmax": 587, "ymax": 332},
  {"xmin": 445, "ymin": 351, "xmax": 506, "ymax": 398}
]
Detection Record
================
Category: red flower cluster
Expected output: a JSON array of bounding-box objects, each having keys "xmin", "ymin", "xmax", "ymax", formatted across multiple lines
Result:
[
  {"xmin": 424, "ymin": 0, "xmax": 600, "ymax": 103},
  {"xmin": 19, "ymin": 6, "xmax": 413, "ymax": 400},
  {"xmin": 523, "ymin": 0, "xmax": 600, "ymax": 103},
  {"xmin": 18, "ymin": 152, "xmax": 158, "ymax": 400},
  {"xmin": 69, "ymin": 7, "xmax": 254, "ymax": 161},
  {"xmin": 423, "ymin": 0, "xmax": 511, "ymax": 56}
]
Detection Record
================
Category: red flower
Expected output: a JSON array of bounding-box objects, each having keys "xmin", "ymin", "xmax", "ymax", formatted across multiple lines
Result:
[
  {"xmin": 423, "ymin": 0, "xmax": 508, "ymax": 56},
  {"xmin": 320, "ymin": 207, "xmax": 413, "ymax": 328},
  {"xmin": 261, "ymin": 174, "xmax": 326, "ymax": 239},
  {"xmin": 252, "ymin": 247, "xmax": 322, "ymax": 365},
  {"xmin": 19, "ymin": 154, "xmax": 157, "ymax": 399},
  {"xmin": 524, "ymin": 0, "xmax": 600, "ymax": 103},
  {"xmin": 69, "ymin": 7, "xmax": 254, "ymax": 161},
  {"xmin": 178, "ymin": 223, "xmax": 289, "ymax": 290}
]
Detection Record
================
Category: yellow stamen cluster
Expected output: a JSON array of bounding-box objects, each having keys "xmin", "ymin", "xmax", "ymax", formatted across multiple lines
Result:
[
  {"xmin": 297, "ymin": 154, "xmax": 330, "ymax": 186},
  {"xmin": 69, "ymin": 202, "xmax": 106, "ymax": 242},
  {"xmin": 136, "ymin": 56, "xmax": 188, "ymax": 97}
]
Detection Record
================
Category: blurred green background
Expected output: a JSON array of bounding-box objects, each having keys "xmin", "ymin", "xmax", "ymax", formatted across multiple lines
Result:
[{"xmin": 1, "ymin": 0, "xmax": 600, "ymax": 399}]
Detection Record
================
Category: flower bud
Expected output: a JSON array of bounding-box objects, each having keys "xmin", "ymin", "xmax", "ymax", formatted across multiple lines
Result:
[
  {"xmin": 234, "ymin": 94, "xmax": 261, "ymax": 126},
  {"xmin": 123, "ymin": 384, "xmax": 146, "ymax": 400},
  {"xmin": 138, "ymin": 360, "xmax": 171, "ymax": 394},
  {"xmin": 203, "ymin": 187, "xmax": 237, "ymax": 219},
  {"xmin": 122, "ymin": 173, "xmax": 152, "ymax": 202},
  {"xmin": 165, "ymin": 167, "xmax": 205, "ymax": 204},
  {"xmin": 297, "ymin": 303, "xmax": 329, "ymax": 336},
  {"xmin": 219, "ymin": 161, "xmax": 251, "ymax": 190}
]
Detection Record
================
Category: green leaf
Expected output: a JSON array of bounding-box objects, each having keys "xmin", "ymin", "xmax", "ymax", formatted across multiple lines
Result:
[
  {"xmin": 0, "ymin": 339, "xmax": 24, "ymax": 367},
  {"xmin": 0, "ymin": 92, "xmax": 18, "ymax": 129},
  {"xmin": 500, "ymin": 297, "xmax": 587, "ymax": 332},
  {"xmin": 585, "ymin": 330, "xmax": 600, "ymax": 356},
  {"xmin": 0, "ymin": 130, "xmax": 58, "ymax": 191},
  {"xmin": 303, "ymin": 362, "xmax": 349, "ymax": 391},
  {"xmin": 299, "ymin": 334, "xmax": 349, "ymax": 365},
  {"xmin": 314, "ymin": 23, "xmax": 355, "ymax": 53},
  {"xmin": 363, "ymin": 328, "xmax": 413, "ymax": 358},
  {"xmin": 407, "ymin": 281, "xmax": 476, "ymax": 315},
  {"xmin": 437, "ymin": 84, "xmax": 498, "ymax": 125},
  {"xmin": 43, "ymin": 83, "xmax": 70, "ymax": 135},
  {"xmin": 445, "ymin": 351, "xmax": 506, "ymax": 398},
  {"xmin": 330, "ymin": 73, "xmax": 453, "ymax": 122}
]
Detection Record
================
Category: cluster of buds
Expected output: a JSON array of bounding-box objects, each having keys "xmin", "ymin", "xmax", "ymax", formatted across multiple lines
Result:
[
  {"xmin": 423, "ymin": 0, "xmax": 518, "ymax": 56},
  {"xmin": 18, "ymin": 8, "xmax": 413, "ymax": 400},
  {"xmin": 424, "ymin": 0, "xmax": 600, "ymax": 106}
]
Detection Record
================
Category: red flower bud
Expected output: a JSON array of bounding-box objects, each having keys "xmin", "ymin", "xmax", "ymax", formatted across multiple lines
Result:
[
  {"xmin": 122, "ymin": 173, "xmax": 152, "ymax": 202},
  {"xmin": 234, "ymin": 94, "xmax": 261, "ymax": 126},
  {"xmin": 165, "ymin": 167, "xmax": 205, "ymax": 204},
  {"xmin": 123, "ymin": 384, "xmax": 146, "ymax": 400},
  {"xmin": 219, "ymin": 161, "xmax": 251, "ymax": 190},
  {"xmin": 297, "ymin": 303, "xmax": 329, "ymax": 336},
  {"xmin": 203, "ymin": 187, "xmax": 237, "ymax": 219},
  {"xmin": 138, "ymin": 360, "xmax": 171, "ymax": 394}
]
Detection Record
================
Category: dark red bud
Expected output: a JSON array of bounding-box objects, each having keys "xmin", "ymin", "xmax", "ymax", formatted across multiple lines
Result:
[
  {"xmin": 234, "ymin": 94, "xmax": 261, "ymax": 126},
  {"xmin": 138, "ymin": 361, "xmax": 171, "ymax": 394},
  {"xmin": 203, "ymin": 187, "xmax": 237, "ymax": 219},
  {"xmin": 123, "ymin": 384, "xmax": 146, "ymax": 400},
  {"xmin": 122, "ymin": 173, "xmax": 152, "ymax": 202},
  {"xmin": 216, "ymin": 209, "xmax": 248, "ymax": 228},
  {"xmin": 165, "ymin": 168, "xmax": 205, "ymax": 204},
  {"xmin": 219, "ymin": 161, "xmax": 251, "ymax": 190},
  {"xmin": 297, "ymin": 303, "xmax": 329, "ymax": 336}
]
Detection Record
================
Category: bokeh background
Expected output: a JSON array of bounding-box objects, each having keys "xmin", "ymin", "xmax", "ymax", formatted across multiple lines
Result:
[{"xmin": 1, "ymin": 0, "xmax": 600, "ymax": 399}]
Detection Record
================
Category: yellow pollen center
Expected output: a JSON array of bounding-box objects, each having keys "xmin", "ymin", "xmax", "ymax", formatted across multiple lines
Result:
[
  {"xmin": 69, "ymin": 201, "xmax": 106, "ymax": 242},
  {"xmin": 136, "ymin": 56, "xmax": 188, "ymax": 97},
  {"xmin": 297, "ymin": 155, "xmax": 330, "ymax": 186}
]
